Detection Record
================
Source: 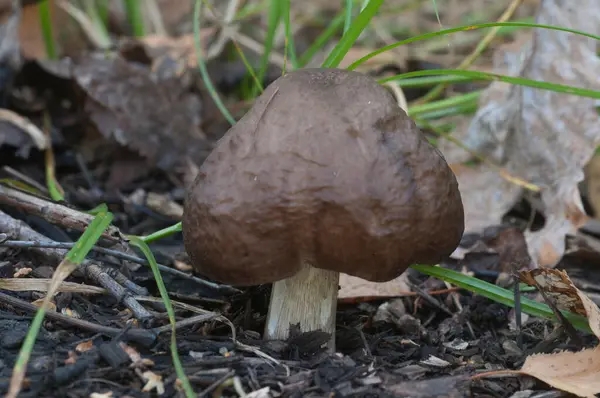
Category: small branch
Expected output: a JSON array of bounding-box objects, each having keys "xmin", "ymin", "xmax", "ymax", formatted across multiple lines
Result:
[
  {"xmin": 0, "ymin": 237, "xmax": 240, "ymax": 294},
  {"xmin": 0, "ymin": 184, "xmax": 123, "ymax": 243},
  {"xmin": 0, "ymin": 291, "xmax": 156, "ymax": 346},
  {"xmin": 0, "ymin": 210, "xmax": 153, "ymax": 323}
]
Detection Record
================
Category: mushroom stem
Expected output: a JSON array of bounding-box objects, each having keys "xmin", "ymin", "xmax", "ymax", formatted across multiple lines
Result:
[{"xmin": 264, "ymin": 262, "xmax": 339, "ymax": 351}]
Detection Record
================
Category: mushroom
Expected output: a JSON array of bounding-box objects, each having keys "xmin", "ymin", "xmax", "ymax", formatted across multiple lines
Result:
[{"xmin": 183, "ymin": 68, "xmax": 464, "ymax": 350}]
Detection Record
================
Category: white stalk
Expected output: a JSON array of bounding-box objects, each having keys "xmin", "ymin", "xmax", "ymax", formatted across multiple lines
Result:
[{"xmin": 264, "ymin": 263, "xmax": 339, "ymax": 352}]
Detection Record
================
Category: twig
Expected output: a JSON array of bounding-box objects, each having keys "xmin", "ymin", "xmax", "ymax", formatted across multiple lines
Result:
[
  {"xmin": 152, "ymin": 313, "xmax": 220, "ymax": 333},
  {"xmin": 197, "ymin": 370, "xmax": 236, "ymax": 397},
  {"xmin": 144, "ymin": 0, "xmax": 167, "ymax": 35},
  {"xmin": 0, "ymin": 184, "xmax": 123, "ymax": 243},
  {"xmin": 0, "ymin": 210, "xmax": 153, "ymax": 323},
  {"xmin": 0, "ymin": 108, "xmax": 48, "ymax": 150},
  {"xmin": 1, "ymin": 166, "xmax": 48, "ymax": 194},
  {"xmin": 0, "ymin": 291, "xmax": 156, "ymax": 346},
  {"xmin": 0, "ymin": 238, "xmax": 241, "ymax": 294}
]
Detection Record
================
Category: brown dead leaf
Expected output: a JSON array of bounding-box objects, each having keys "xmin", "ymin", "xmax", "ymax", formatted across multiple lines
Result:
[
  {"xmin": 64, "ymin": 350, "xmax": 77, "ymax": 365},
  {"xmin": 19, "ymin": 0, "xmax": 87, "ymax": 59},
  {"xmin": 72, "ymin": 54, "xmax": 214, "ymax": 172},
  {"xmin": 584, "ymin": 155, "xmax": 600, "ymax": 217},
  {"xmin": 13, "ymin": 267, "xmax": 31, "ymax": 277},
  {"xmin": 31, "ymin": 298, "xmax": 55, "ymax": 311},
  {"xmin": 140, "ymin": 31, "xmax": 216, "ymax": 70},
  {"xmin": 519, "ymin": 348, "xmax": 600, "ymax": 398},
  {"xmin": 338, "ymin": 272, "xmax": 411, "ymax": 299},
  {"xmin": 441, "ymin": 0, "xmax": 600, "ymax": 267},
  {"xmin": 519, "ymin": 267, "xmax": 600, "ymax": 336},
  {"xmin": 75, "ymin": 340, "xmax": 94, "ymax": 353},
  {"xmin": 478, "ymin": 266, "xmax": 600, "ymax": 397}
]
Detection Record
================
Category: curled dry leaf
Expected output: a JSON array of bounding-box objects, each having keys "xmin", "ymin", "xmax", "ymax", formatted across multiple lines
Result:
[
  {"xmin": 519, "ymin": 348, "xmax": 600, "ymax": 398},
  {"xmin": 338, "ymin": 273, "xmax": 411, "ymax": 299},
  {"xmin": 441, "ymin": 0, "xmax": 600, "ymax": 267},
  {"xmin": 510, "ymin": 267, "xmax": 600, "ymax": 397},
  {"xmin": 72, "ymin": 54, "xmax": 214, "ymax": 172},
  {"xmin": 0, "ymin": 108, "xmax": 48, "ymax": 157},
  {"xmin": 519, "ymin": 267, "xmax": 600, "ymax": 336},
  {"xmin": 75, "ymin": 340, "xmax": 94, "ymax": 353}
]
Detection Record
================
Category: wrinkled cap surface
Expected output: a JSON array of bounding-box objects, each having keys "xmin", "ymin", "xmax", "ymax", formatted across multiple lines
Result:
[{"xmin": 183, "ymin": 68, "xmax": 465, "ymax": 286}]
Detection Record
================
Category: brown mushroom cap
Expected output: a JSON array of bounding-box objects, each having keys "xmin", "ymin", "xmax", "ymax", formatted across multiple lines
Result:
[{"xmin": 183, "ymin": 68, "xmax": 464, "ymax": 286}]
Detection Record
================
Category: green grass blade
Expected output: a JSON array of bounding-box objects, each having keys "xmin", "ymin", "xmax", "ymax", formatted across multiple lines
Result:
[
  {"xmin": 410, "ymin": 264, "xmax": 592, "ymax": 334},
  {"xmin": 254, "ymin": 0, "xmax": 282, "ymax": 93},
  {"xmin": 193, "ymin": 0, "xmax": 236, "ymax": 125},
  {"xmin": 394, "ymin": 75, "xmax": 474, "ymax": 88},
  {"xmin": 298, "ymin": 11, "xmax": 345, "ymax": 68},
  {"xmin": 8, "ymin": 210, "xmax": 113, "ymax": 397},
  {"xmin": 140, "ymin": 222, "xmax": 182, "ymax": 244},
  {"xmin": 321, "ymin": 0, "xmax": 384, "ymax": 68},
  {"xmin": 129, "ymin": 237, "xmax": 196, "ymax": 398},
  {"xmin": 123, "ymin": 0, "xmax": 145, "ymax": 37},
  {"xmin": 380, "ymin": 69, "xmax": 600, "ymax": 100},
  {"xmin": 38, "ymin": 0, "xmax": 56, "ymax": 59},
  {"xmin": 281, "ymin": 0, "xmax": 299, "ymax": 70},
  {"xmin": 408, "ymin": 90, "xmax": 481, "ymax": 117},
  {"xmin": 87, "ymin": 203, "xmax": 109, "ymax": 215},
  {"xmin": 66, "ymin": 210, "xmax": 114, "ymax": 263},
  {"xmin": 347, "ymin": 22, "xmax": 600, "ymax": 71},
  {"xmin": 343, "ymin": 0, "xmax": 353, "ymax": 34}
]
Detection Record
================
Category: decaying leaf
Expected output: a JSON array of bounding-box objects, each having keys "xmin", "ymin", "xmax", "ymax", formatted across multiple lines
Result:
[
  {"xmin": 338, "ymin": 273, "xmax": 411, "ymax": 299},
  {"xmin": 72, "ymin": 54, "xmax": 215, "ymax": 172},
  {"xmin": 492, "ymin": 267, "xmax": 600, "ymax": 397},
  {"xmin": 519, "ymin": 267, "xmax": 600, "ymax": 336},
  {"xmin": 518, "ymin": 348, "xmax": 600, "ymax": 398},
  {"xmin": 440, "ymin": 0, "xmax": 600, "ymax": 267}
]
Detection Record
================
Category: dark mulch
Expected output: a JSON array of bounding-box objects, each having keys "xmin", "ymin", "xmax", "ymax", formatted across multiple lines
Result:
[{"xmin": 0, "ymin": 23, "xmax": 597, "ymax": 398}]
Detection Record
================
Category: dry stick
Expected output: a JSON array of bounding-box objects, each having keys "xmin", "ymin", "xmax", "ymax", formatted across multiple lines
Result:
[
  {"xmin": 0, "ymin": 184, "xmax": 123, "ymax": 243},
  {"xmin": 0, "ymin": 210, "xmax": 153, "ymax": 322},
  {"xmin": 0, "ymin": 238, "xmax": 241, "ymax": 294},
  {"xmin": 413, "ymin": 0, "xmax": 524, "ymax": 105},
  {"xmin": 1, "ymin": 166, "xmax": 48, "ymax": 194},
  {"xmin": 0, "ymin": 183, "xmax": 241, "ymax": 294},
  {"xmin": 0, "ymin": 291, "xmax": 156, "ymax": 346}
]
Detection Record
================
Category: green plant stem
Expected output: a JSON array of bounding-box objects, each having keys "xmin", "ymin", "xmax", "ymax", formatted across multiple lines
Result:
[
  {"xmin": 298, "ymin": 12, "xmax": 345, "ymax": 67},
  {"xmin": 253, "ymin": 0, "xmax": 282, "ymax": 95},
  {"xmin": 140, "ymin": 222, "xmax": 182, "ymax": 244},
  {"xmin": 380, "ymin": 69, "xmax": 600, "ymax": 100},
  {"xmin": 347, "ymin": 22, "xmax": 600, "ymax": 71},
  {"xmin": 408, "ymin": 91, "xmax": 481, "ymax": 117},
  {"xmin": 193, "ymin": 0, "xmax": 236, "ymax": 125},
  {"xmin": 124, "ymin": 0, "xmax": 145, "ymax": 37},
  {"xmin": 343, "ymin": 0, "xmax": 353, "ymax": 34},
  {"xmin": 282, "ymin": 0, "xmax": 299, "ymax": 71},
  {"xmin": 129, "ymin": 237, "xmax": 196, "ymax": 398},
  {"xmin": 38, "ymin": 0, "xmax": 56, "ymax": 59}
]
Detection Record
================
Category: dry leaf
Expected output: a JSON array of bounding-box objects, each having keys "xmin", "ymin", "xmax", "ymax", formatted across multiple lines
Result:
[
  {"xmin": 519, "ymin": 348, "xmax": 600, "ymax": 398},
  {"xmin": 140, "ymin": 371, "xmax": 165, "ymax": 395},
  {"xmin": 31, "ymin": 298, "xmax": 56, "ymax": 311},
  {"xmin": 72, "ymin": 54, "xmax": 214, "ymax": 172},
  {"xmin": 584, "ymin": 155, "xmax": 600, "ymax": 216},
  {"xmin": 75, "ymin": 340, "xmax": 94, "ymax": 353},
  {"xmin": 64, "ymin": 351, "xmax": 77, "ymax": 365},
  {"xmin": 519, "ymin": 267, "xmax": 600, "ymax": 337},
  {"xmin": 441, "ymin": 0, "xmax": 600, "ymax": 267},
  {"xmin": 90, "ymin": 392, "xmax": 113, "ymax": 398},
  {"xmin": 499, "ymin": 267, "xmax": 600, "ymax": 397},
  {"xmin": 338, "ymin": 273, "xmax": 411, "ymax": 299},
  {"xmin": 13, "ymin": 267, "xmax": 31, "ymax": 277},
  {"xmin": 0, "ymin": 108, "xmax": 48, "ymax": 157}
]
